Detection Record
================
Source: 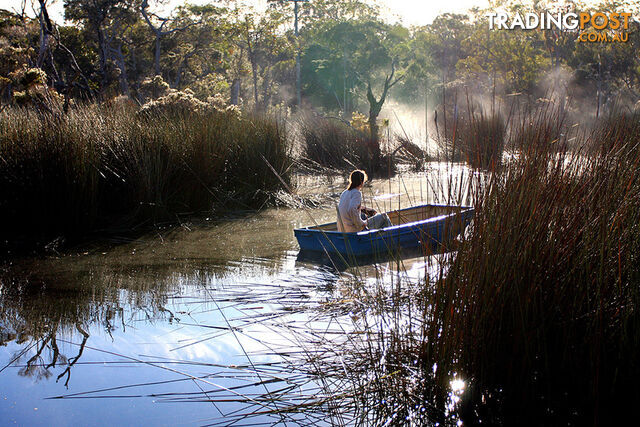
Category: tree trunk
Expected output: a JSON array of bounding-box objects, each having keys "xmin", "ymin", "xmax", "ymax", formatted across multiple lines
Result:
[
  {"xmin": 230, "ymin": 78, "xmax": 240, "ymax": 105},
  {"xmin": 174, "ymin": 58, "xmax": 185, "ymax": 88},
  {"xmin": 251, "ymin": 62, "xmax": 259, "ymax": 108},
  {"xmin": 113, "ymin": 45, "xmax": 130, "ymax": 96},
  {"xmin": 367, "ymin": 113, "xmax": 381, "ymax": 160},
  {"xmin": 262, "ymin": 72, "xmax": 271, "ymax": 109},
  {"xmin": 97, "ymin": 26, "xmax": 109, "ymax": 90},
  {"xmin": 154, "ymin": 34, "xmax": 161, "ymax": 76},
  {"xmin": 36, "ymin": 0, "xmax": 52, "ymax": 69},
  {"xmin": 141, "ymin": 0, "xmax": 163, "ymax": 77},
  {"xmin": 36, "ymin": 18, "xmax": 49, "ymax": 68},
  {"xmin": 366, "ymin": 77, "xmax": 394, "ymax": 165},
  {"xmin": 425, "ymin": 84, "xmax": 429, "ymax": 145}
]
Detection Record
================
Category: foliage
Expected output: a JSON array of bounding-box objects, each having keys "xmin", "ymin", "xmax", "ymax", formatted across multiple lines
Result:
[
  {"xmin": 139, "ymin": 86, "xmax": 239, "ymax": 116},
  {"xmin": 138, "ymin": 74, "xmax": 170, "ymax": 100},
  {"xmin": 457, "ymin": 22, "xmax": 550, "ymax": 94},
  {"xmin": 0, "ymin": 0, "xmax": 638, "ymax": 121},
  {"xmin": 301, "ymin": 17, "xmax": 410, "ymax": 136}
]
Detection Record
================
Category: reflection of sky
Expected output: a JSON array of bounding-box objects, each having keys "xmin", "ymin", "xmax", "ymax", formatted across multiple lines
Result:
[
  {"xmin": 0, "ymin": 172, "xmax": 469, "ymax": 425},
  {"xmin": 0, "ymin": 243, "xmax": 354, "ymax": 425},
  {"xmin": 0, "ymin": 264, "xmax": 336, "ymax": 425}
]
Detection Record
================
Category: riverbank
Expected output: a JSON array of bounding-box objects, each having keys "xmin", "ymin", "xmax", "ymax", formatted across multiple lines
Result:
[{"xmin": 0, "ymin": 103, "xmax": 292, "ymax": 255}]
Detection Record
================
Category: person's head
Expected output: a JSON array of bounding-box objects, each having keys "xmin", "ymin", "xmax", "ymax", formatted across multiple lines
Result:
[{"xmin": 347, "ymin": 169, "xmax": 368, "ymax": 190}]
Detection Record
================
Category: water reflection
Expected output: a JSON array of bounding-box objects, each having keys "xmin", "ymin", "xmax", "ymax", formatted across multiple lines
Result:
[
  {"xmin": 0, "ymin": 256, "xmax": 341, "ymax": 424},
  {"xmin": 0, "ymin": 171, "xmax": 473, "ymax": 425}
]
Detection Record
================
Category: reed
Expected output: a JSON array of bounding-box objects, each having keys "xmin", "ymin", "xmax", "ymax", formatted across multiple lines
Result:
[
  {"xmin": 0, "ymin": 103, "xmax": 292, "ymax": 252},
  {"xmin": 4, "ymin": 103, "xmax": 639, "ymax": 425},
  {"xmin": 425, "ymin": 109, "xmax": 640, "ymax": 424},
  {"xmin": 283, "ymin": 109, "xmax": 640, "ymax": 425},
  {"xmin": 509, "ymin": 98, "xmax": 567, "ymax": 150},
  {"xmin": 458, "ymin": 110, "xmax": 505, "ymax": 169},
  {"xmin": 435, "ymin": 95, "xmax": 505, "ymax": 169},
  {"xmin": 300, "ymin": 114, "xmax": 391, "ymax": 174}
]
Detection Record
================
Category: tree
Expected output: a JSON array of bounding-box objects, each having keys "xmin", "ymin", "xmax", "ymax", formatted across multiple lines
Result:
[
  {"xmin": 140, "ymin": 0, "xmax": 201, "ymax": 77},
  {"xmin": 234, "ymin": 8, "xmax": 294, "ymax": 110},
  {"xmin": 457, "ymin": 20, "xmax": 549, "ymax": 94},
  {"xmin": 303, "ymin": 18, "xmax": 410, "ymax": 157},
  {"xmin": 64, "ymin": 0, "xmax": 139, "ymax": 93},
  {"xmin": 394, "ymin": 28, "xmax": 440, "ymax": 142}
]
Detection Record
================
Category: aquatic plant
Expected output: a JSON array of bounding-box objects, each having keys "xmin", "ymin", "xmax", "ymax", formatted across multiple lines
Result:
[
  {"xmin": 426, "ymin": 109, "xmax": 640, "ymax": 424},
  {"xmin": 0, "ymin": 103, "xmax": 291, "ymax": 252},
  {"xmin": 434, "ymin": 92, "xmax": 506, "ymax": 169},
  {"xmin": 300, "ymin": 113, "xmax": 393, "ymax": 175},
  {"xmin": 282, "ymin": 109, "xmax": 640, "ymax": 425}
]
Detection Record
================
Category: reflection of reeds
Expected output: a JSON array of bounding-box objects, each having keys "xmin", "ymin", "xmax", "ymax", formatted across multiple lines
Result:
[{"xmin": 0, "ymin": 103, "xmax": 291, "ymax": 251}]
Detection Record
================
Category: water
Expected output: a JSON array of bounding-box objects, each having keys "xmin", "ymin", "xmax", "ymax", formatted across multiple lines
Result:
[{"xmin": 0, "ymin": 171, "xmax": 470, "ymax": 425}]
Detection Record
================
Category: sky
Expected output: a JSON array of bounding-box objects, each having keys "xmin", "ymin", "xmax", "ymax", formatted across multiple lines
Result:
[{"xmin": 0, "ymin": 0, "xmax": 489, "ymax": 26}]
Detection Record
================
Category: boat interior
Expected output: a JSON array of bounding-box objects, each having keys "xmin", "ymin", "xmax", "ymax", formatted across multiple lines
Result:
[{"xmin": 309, "ymin": 205, "xmax": 465, "ymax": 231}]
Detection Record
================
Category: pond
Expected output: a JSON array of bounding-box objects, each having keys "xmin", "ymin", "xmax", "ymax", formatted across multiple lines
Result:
[{"xmin": 0, "ymin": 170, "xmax": 471, "ymax": 426}]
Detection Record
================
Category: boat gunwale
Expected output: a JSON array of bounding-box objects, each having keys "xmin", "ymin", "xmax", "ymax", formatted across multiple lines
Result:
[{"xmin": 294, "ymin": 203, "xmax": 474, "ymax": 236}]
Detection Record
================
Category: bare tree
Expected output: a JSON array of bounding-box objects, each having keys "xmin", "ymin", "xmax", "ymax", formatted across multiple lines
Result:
[{"xmin": 140, "ymin": 0, "xmax": 200, "ymax": 76}]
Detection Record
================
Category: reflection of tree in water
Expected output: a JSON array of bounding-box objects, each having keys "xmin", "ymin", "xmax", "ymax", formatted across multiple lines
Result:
[
  {"xmin": 12, "ymin": 323, "xmax": 88, "ymax": 386},
  {"xmin": 1, "ymin": 250, "xmax": 375, "ymax": 423},
  {"xmin": 0, "ymin": 263, "xmax": 179, "ymax": 386}
]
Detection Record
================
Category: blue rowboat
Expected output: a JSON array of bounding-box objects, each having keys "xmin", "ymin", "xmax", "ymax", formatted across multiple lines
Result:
[{"xmin": 294, "ymin": 203, "xmax": 474, "ymax": 257}]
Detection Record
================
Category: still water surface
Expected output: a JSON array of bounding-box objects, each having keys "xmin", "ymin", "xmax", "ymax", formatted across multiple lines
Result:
[{"xmin": 0, "ymin": 171, "xmax": 469, "ymax": 425}]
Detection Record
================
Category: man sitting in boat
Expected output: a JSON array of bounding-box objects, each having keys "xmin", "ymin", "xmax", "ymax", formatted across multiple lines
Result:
[{"xmin": 337, "ymin": 170, "xmax": 392, "ymax": 232}]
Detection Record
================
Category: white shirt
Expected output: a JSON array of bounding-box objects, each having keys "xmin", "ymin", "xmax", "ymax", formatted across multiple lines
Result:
[{"xmin": 337, "ymin": 188, "xmax": 367, "ymax": 232}]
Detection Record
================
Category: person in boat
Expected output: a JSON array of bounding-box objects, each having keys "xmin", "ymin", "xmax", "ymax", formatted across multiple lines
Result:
[{"xmin": 337, "ymin": 170, "xmax": 392, "ymax": 232}]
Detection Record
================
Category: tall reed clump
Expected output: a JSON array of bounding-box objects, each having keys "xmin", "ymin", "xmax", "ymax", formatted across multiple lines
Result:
[
  {"xmin": 509, "ymin": 98, "xmax": 566, "ymax": 149},
  {"xmin": 456, "ymin": 110, "xmax": 505, "ymax": 169},
  {"xmin": 300, "ymin": 114, "xmax": 389, "ymax": 174},
  {"xmin": 435, "ymin": 97, "xmax": 505, "ymax": 169},
  {"xmin": 425, "ymin": 110, "xmax": 640, "ymax": 424},
  {"xmin": 0, "ymin": 103, "xmax": 291, "ymax": 251}
]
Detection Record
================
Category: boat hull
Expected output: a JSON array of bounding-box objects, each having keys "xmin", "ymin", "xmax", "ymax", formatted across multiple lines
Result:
[{"xmin": 294, "ymin": 204, "xmax": 474, "ymax": 257}]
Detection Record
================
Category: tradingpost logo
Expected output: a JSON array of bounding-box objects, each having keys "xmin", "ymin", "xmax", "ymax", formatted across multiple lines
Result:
[{"xmin": 486, "ymin": 11, "xmax": 633, "ymax": 43}]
